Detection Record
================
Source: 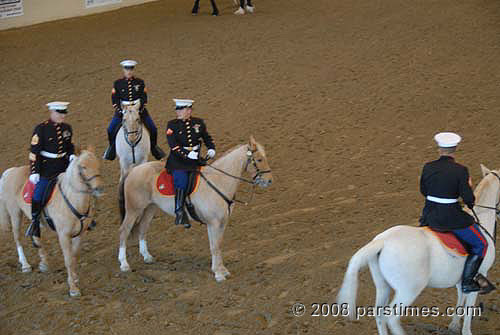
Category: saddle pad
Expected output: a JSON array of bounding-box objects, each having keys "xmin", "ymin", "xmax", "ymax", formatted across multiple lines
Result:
[
  {"xmin": 423, "ymin": 227, "xmax": 468, "ymax": 256},
  {"xmin": 22, "ymin": 180, "xmax": 57, "ymax": 205},
  {"xmin": 155, "ymin": 170, "xmax": 201, "ymax": 197}
]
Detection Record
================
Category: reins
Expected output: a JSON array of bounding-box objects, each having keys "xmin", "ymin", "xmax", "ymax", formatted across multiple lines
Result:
[{"xmin": 191, "ymin": 147, "xmax": 272, "ymax": 211}]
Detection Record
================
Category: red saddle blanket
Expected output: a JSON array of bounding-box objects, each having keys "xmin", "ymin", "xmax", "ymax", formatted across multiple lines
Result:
[
  {"xmin": 155, "ymin": 170, "xmax": 201, "ymax": 197},
  {"xmin": 22, "ymin": 180, "xmax": 56, "ymax": 205},
  {"xmin": 423, "ymin": 227, "xmax": 468, "ymax": 256}
]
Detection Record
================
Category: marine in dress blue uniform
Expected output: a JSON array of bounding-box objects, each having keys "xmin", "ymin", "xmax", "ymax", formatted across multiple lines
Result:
[
  {"xmin": 103, "ymin": 60, "xmax": 165, "ymax": 161},
  {"xmin": 26, "ymin": 102, "xmax": 76, "ymax": 238},
  {"xmin": 165, "ymin": 99, "xmax": 215, "ymax": 228},
  {"xmin": 420, "ymin": 132, "xmax": 494, "ymax": 294}
]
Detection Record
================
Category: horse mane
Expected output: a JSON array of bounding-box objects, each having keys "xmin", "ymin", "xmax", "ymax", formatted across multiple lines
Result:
[
  {"xmin": 212, "ymin": 144, "xmax": 246, "ymax": 167},
  {"xmin": 473, "ymin": 172, "xmax": 497, "ymax": 203}
]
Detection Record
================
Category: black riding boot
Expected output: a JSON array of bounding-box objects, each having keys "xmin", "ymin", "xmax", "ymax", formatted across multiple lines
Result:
[
  {"xmin": 103, "ymin": 124, "xmax": 121, "ymax": 161},
  {"xmin": 210, "ymin": 0, "xmax": 219, "ymax": 16},
  {"xmin": 192, "ymin": 0, "xmax": 200, "ymax": 14},
  {"xmin": 26, "ymin": 201, "xmax": 41, "ymax": 238},
  {"xmin": 148, "ymin": 127, "xmax": 166, "ymax": 160},
  {"xmin": 174, "ymin": 189, "xmax": 191, "ymax": 229},
  {"xmin": 462, "ymin": 255, "xmax": 482, "ymax": 293}
]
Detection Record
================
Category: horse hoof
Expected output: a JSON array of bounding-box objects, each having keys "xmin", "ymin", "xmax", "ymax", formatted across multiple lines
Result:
[
  {"xmin": 21, "ymin": 265, "xmax": 32, "ymax": 273},
  {"xmin": 215, "ymin": 273, "xmax": 227, "ymax": 282},
  {"xmin": 212, "ymin": 12, "xmax": 219, "ymax": 16},
  {"xmin": 144, "ymin": 256, "xmax": 155, "ymax": 264},
  {"xmin": 120, "ymin": 265, "xmax": 131, "ymax": 272},
  {"xmin": 448, "ymin": 323, "xmax": 461, "ymax": 334},
  {"xmin": 234, "ymin": 8, "xmax": 245, "ymax": 15},
  {"xmin": 245, "ymin": 5, "xmax": 254, "ymax": 13},
  {"xmin": 69, "ymin": 290, "xmax": 81, "ymax": 297},
  {"xmin": 39, "ymin": 263, "xmax": 49, "ymax": 273}
]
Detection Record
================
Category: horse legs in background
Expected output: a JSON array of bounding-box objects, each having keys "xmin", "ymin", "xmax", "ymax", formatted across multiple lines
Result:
[
  {"xmin": 207, "ymin": 219, "xmax": 230, "ymax": 282},
  {"xmin": 7, "ymin": 206, "xmax": 32, "ymax": 272},
  {"xmin": 138, "ymin": 205, "xmax": 156, "ymax": 264},
  {"xmin": 461, "ymin": 291, "xmax": 479, "ymax": 335}
]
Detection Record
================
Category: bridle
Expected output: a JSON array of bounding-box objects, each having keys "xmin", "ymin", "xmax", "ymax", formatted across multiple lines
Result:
[
  {"xmin": 198, "ymin": 146, "xmax": 272, "ymax": 210},
  {"xmin": 58, "ymin": 162, "xmax": 101, "ymax": 238},
  {"xmin": 122, "ymin": 113, "xmax": 143, "ymax": 164},
  {"xmin": 471, "ymin": 171, "xmax": 499, "ymax": 246}
]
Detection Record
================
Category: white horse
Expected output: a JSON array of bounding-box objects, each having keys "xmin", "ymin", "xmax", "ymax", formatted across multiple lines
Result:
[
  {"xmin": 116, "ymin": 99, "xmax": 150, "ymax": 182},
  {"xmin": 337, "ymin": 164, "xmax": 498, "ymax": 335},
  {"xmin": 117, "ymin": 136, "xmax": 273, "ymax": 281}
]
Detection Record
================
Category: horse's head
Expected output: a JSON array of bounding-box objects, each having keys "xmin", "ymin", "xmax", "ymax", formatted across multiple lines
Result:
[
  {"xmin": 247, "ymin": 135, "xmax": 273, "ymax": 188},
  {"xmin": 478, "ymin": 164, "xmax": 500, "ymax": 219},
  {"xmin": 121, "ymin": 100, "xmax": 142, "ymax": 143},
  {"xmin": 72, "ymin": 146, "xmax": 104, "ymax": 197}
]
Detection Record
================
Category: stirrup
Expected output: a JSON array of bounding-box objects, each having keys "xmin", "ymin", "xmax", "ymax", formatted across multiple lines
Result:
[{"xmin": 476, "ymin": 274, "xmax": 496, "ymax": 295}]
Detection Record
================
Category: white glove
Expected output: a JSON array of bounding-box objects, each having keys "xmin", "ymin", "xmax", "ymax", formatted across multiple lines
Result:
[
  {"xmin": 207, "ymin": 149, "xmax": 216, "ymax": 159},
  {"xmin": 29, "ymin": 173, "xmax": 40, "ymax": 184},
  {"xmin": 187, "ymin": 151, "xmax": 199, "ymax": 160},
  {"xmin": 69, "ymin": 154, "xmax": 76, "ymax": 162}
]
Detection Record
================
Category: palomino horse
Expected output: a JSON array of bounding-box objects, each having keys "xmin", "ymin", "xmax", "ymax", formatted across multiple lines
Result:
[
  {"xmin": 191, "ymin": 0, "xmax": 254, "ymax": 16},
  {"xmin": 337, "ymin": 164, "xmax": 498, "ymax": 335},
  {"xmin": 118, "ymin": 136, "xmax": 272, "ymax": 281},
  {"xmin": 0, "ymin": 148, "xmax": 103, "ymax": 297},
  {"xmin": 116, "ymin": 99, "xmax": 150, "ymax": 182}
]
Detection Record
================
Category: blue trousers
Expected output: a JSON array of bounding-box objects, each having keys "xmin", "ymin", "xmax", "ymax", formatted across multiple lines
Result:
[
  {"xmin": 172, "ymin": 170, "xmax": 190, "ymax": 190},
  {"xmin": 33, "ymin": 178, "xmax": 51, "ymax": 203},
  {"xmin": 452, "ymin": 224, "xmax": 488, "ymax": 257},
  {"xmin": 107, "ymin": 111, "xmax": 157, "ymax": 136}
]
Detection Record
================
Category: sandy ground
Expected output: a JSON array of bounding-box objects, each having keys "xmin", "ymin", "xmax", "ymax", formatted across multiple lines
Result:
[{"xmin": 1, "ymin": 0, "xmax": 500, "ymax": 334}]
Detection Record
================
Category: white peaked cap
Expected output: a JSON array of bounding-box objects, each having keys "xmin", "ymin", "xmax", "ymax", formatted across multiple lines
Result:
[
  {"xmin": 46, "ymin": 101, "xmax": 70, "ymax": 111},
  {"xmin": 173, "ymin": 99, "xmax": 194, "ymax": 109},
  {"xmin": 120, "ymin": 60, "xmax": 138, "ymax": 67},
  {"xmin": 434, "ymin": 132, "xmax": 462, "ymax": 148},
  {"xmin": 121, "ymin": 99, "xmax": 141, "ymax": 106}
]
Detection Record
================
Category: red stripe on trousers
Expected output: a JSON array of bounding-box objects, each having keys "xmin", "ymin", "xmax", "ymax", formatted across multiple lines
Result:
[{"xmin": 469, "ymin": 225, "xmax": 487, "ymax": 257}]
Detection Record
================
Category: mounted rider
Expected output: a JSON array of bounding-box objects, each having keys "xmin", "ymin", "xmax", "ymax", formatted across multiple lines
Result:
[
  {"xmin": 165, "ymin": 99, "xmax": 216, "ymax": 229},
  {"xmin": 26, "ymin": 102, "xmax": 76, "ymax": 238},
  {"xmin": 420, "ymin": 132, "xmax": 495, "ymax": 294},
  {"xmin": 103, "ymin": 60, "xmax": 165, "ymax": 161}
]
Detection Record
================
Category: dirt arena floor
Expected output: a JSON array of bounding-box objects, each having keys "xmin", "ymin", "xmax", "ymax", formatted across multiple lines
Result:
[{"xmin": 1, "ymin": 0, "xmax": 500, "ymax": 334}]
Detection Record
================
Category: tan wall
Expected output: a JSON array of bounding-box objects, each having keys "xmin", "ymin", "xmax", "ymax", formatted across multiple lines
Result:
[{"xmin": 0, "ymin": 0, "xmax": 157, "ymax": 30}]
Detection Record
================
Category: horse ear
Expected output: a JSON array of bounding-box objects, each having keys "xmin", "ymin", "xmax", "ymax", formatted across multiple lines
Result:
[
  {"xmin": 249, "ymin": 135, "xmax": 257, "ymax": 151},
  {"xmin": 86, "ymin": 145, "xmax": 95, "ymax": 153},
  {"xmin": 480, "ymin": 164, "xmax": 491, "ymax": 177}
]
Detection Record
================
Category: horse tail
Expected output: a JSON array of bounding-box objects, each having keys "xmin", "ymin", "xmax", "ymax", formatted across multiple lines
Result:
[
  {"xmin": 118, "ymin": 170, "xmax": 130, "ymax": 224},
  {"xmin": 337, "ymin": 238, "xmax": 385, "ymax": 320}
]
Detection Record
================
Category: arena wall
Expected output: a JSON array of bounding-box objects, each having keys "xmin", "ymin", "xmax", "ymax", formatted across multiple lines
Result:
[{"xmin": 0, "ymin": 0, "xmax": 157, "ymax": 30}]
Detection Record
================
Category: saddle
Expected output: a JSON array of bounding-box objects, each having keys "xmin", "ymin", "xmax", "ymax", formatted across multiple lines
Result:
[
  {"xmin": 155, "ymin": 169, "xmax": 204, "ymax": 223},
  {"xmin": 155, "ymin": 169, "xmax": 202, "ymax": 197},
  {"xmin": 22, "ymin": 178, "xmax": 58, "ymax": 231},
  {"xmin": 422, "ymin": 227, "xmax": 469, "ymax": 256}
]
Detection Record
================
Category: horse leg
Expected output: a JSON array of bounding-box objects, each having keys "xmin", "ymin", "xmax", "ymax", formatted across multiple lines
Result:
[
  {"xmin": 7, "ymin": 206, "xmax": 32, "ymax": 272},
  {"xmin": 118, "ymin": 210, "xmax": 140, "ymax": 272},
  {"xmin": 210, "ymin": 0, "xmax": 219, "ymax": 16},
  {"xmin": 461, "ymin": 292, "xmax": 479, "ymax": 335},
  {"xmin": 70, "ymin": 235, "xmax": 82, "ymax": 283},
  {"xmin": 138, "ymin": 205, "xmax": 156, "ymax": 264},
  {"xmin": 58, "ymin": 233, "xmax": 80, "ymax": 297},
  {"xmin": 386, "ymin": 289, "xmax": 422, "ymax": 335},
  {"xmin": 368, "ymin": 258, "xmax": 390, "ymax": 335},
  {"xmin": 207, "ymin": 219, "xmax": 229, "ymax": 281},
  {"xmin": 191, "ymin": 0, "xmax": 200, "ymax": 15},
  {"xmin": 234, "ymin": 2, "xmax": 245, "ymax": 15},
  {"xmin": 448, "ymin": 284, "xmax": 465, "ymax": 333}
]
